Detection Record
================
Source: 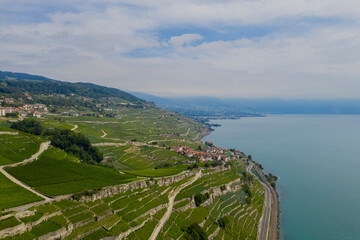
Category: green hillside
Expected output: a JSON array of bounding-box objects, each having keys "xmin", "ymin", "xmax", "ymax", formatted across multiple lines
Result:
[
  {"xmin": 0, "ymin": 71, "xmax": 143, "ymax": 103},
  {"xmin": 0, "ymin": 130, "xmax": 43, "ymax": 166},
  {"xmin": 6, "ymin": 147, "xmax": 137, "ymax": 196},
  {"xmin": 0, "ymin": 71, "xmax": 269, "ymax": 240}
]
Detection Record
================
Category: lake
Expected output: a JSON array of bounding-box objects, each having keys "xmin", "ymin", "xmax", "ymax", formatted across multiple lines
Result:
[{"xmin": 202, "ymin": 115, "xmax": 360, "ymax": 240}]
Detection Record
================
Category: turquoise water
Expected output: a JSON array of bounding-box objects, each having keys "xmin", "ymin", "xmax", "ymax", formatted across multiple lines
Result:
[{"xmin": 202, "ymin": 115, "xmax": 360, "ymax": 240}]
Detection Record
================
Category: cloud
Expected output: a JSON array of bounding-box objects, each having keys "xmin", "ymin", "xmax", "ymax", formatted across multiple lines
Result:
[
  {"xmin": 169, "ymin": 34, "xmax": 203, "ymax": 48},
  {"xmin": 0, "ymin": 0, "xmax": 360, "ymax": 98}
]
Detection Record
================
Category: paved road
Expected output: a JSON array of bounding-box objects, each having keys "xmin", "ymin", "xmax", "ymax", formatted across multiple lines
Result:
[
  {"xmin": 0, "ymin": 141, "xmax": 52, "ymax": 201},
  {"xmin": 149, "ymin": 170, "xmax": 202, "ymax": 240},
  {"xmin": 247, "ymin": 162, "xmax": 272, "ymax": 240}
]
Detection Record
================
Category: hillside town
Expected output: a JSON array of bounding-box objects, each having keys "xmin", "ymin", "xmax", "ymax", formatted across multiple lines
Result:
[{"xmin": 0, "ymin": 94, "xmax": 48, "ymax": 118}]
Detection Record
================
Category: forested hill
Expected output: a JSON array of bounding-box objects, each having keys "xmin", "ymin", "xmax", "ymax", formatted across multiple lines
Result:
[{"xmin": 0, "ymin": 71, "xmax": 143, "ymax": 104}]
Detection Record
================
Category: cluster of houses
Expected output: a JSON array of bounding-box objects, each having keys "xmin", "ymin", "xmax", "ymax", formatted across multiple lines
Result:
[
  {"xmin": 171, "ymin": 142, "xmax": 243, "ymax": 163},
  {"xmin": 0, "ymin": 93, "xmax": 50, "ymax": 118},
  {"xmin": 0, "ymin": 104, "xmax": 48, "ymax": 118}
]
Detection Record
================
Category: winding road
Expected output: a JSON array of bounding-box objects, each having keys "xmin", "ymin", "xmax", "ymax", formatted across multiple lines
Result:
[
  {"xmin": 247, "ymin": 162, "xmax": 272, "ymax": 240},
  {"xmin": 149, "ymin": 170, "xmax": 202, "ymax": 240},
  {"xmin": 0, "ymin": 141, "xmax": 51, "ymax": 201}
]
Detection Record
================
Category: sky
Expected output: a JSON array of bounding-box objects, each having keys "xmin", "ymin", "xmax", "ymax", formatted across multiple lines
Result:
[{"xmin": 0, "ymin": 0, "xmax": 360, "ymax": 98}]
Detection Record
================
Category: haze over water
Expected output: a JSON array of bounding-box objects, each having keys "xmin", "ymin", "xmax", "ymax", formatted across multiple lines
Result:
[{"xmin": 203, "ymin": 115, "xmax": 360, "ymax": 240}]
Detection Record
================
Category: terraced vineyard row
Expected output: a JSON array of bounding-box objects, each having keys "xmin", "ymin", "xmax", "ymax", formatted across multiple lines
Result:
[
  {"xmin": 159, "ymin": 166, "xmax": 264, "ymax": 240},
  {"xmin": 0, "ymin": 172, "xmax": 194, "ymax": 240},
  {"xmin": 0, "ymin": 164, "xmax": 264, "ymax": 240}
]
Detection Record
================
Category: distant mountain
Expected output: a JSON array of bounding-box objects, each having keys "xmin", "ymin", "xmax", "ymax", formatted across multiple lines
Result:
[
  {"xmin": 130, "ymin": 92, "xmax": 173, "ymax": 105},
  {"xmin": 131, "ymin": 92, "xmax": 360, "ymax": 115},
  {"xmin": 0, "ymin": 71, "xmax": 58, "ymax": 82},
  {"xmin": 0, "ymin": 71, "xmax": 144, "ymax": 104},
  {"xmin": 131, "ymin": 93, "xmax": 261, "ymax": 117}
]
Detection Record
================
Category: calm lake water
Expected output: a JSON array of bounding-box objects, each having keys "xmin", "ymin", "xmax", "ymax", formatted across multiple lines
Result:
[{"xmin": 202, "ymin": 115, "xmax": 360, "ymax": 240}]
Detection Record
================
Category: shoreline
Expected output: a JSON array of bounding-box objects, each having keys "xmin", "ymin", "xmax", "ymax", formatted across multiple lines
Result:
[{"xmin": 202, "ymin": 119, "xmax": 280, "ymax": 240}]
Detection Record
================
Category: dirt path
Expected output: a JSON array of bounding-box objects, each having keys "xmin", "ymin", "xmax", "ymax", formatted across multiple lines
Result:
[
  {"xmin": 0, "ymin": 141, "xmax": 52, "ymax": 201},
  {"xmin": 92, "ymin": 142, "xmax": 127, "ymax": 147},
  {"xmin": 149, "ymin": 170, "xmax": 202, "ymax": 240},
  {"xmin": 180, "ymin": 128, "xmax": 191, "ymax": 137},
  {"xmin": 70, "ymin": 121, "xmax": 118, "ymax": 124},
  {"xmin": 0, "ymin": 131, "xmax": 18, "ymax": 135},
  {"xmin": 71, "ymin": 124, "xmax": 78, "ymax": 131},
  {"xmin": 101, "ymin": 130, "xmax": 107, "ymax": 138}
]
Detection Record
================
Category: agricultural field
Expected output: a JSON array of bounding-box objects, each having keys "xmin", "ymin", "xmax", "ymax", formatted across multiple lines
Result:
[
  {"xmin": 39, "ymin": 118, "xmax": 74, "ymax": 130},
  {"xmin": 1, "ymin": 163, "xmax": 264, "ymax": 240},
  {"xmin": 1, "ymin": 176, "xmax": 191, "ymax": 240},
  {"xmin": 45, "ymin": 107, "xmax": 208, "ymax": 144},
  {"xmin": 99, "ymin": 144, "xmax": 190, "ymax": 171},
  {"xmin": 0, "ymin": 129, "xmax": 43, "ymax": 165},
  {"xmin": 0, "ymin": 172, "xmax": 43, "ymax": 210},
  {"xmin": 123, "ymin": 168, "xmax": 184, "ymax": 177},
  {"xmin": 159, "ymin": 168, "xmax": 264, "ymax": 240},
  {"xmin": 5, "ymin": 147, "xmax": 137, "ymax": 196}
]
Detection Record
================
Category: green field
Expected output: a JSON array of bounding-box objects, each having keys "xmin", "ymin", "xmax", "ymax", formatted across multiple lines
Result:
[
  {"xmin": 0, "ymin": 172, "xmax": 42, "ymax": 210},
  {"xmin": 44, "ymin": 107, "xmax": 207, "ymax": 144},
  {"xmin": 2, "ymin": 166, "xmax": 264, "ymax": 240},
  {"xmin": 100, "ymin": 144, "xmax": 189, "ymax": 171},
  {"xmin": 123, "ymin": 168, "xmax": 183, "ymax": 177},
  {"xmin": 160, "ymin": 168, "xmax": 264, "ymax": 240},
  {"xmin": 40, "ymin": 118, "xmax": 74, "ymax": 130},
  {"xmin": 6, "ymin": 147, "xmax": 137, "ymax": 196},
  {"xmin": 0, "ymin": 129, "xmax": 43, "ymax": 165}
]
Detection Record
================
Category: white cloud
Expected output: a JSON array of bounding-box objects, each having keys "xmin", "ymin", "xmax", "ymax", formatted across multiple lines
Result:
[
  {"xmin": 169, "ymin": 34, "xmax": 203, "ymax": 48},
  {"xmin": 1, "ymin": 0, "xmax": 360, "ymax": 98}
]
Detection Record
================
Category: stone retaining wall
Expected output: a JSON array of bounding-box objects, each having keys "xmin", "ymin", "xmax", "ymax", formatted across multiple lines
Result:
[{"xmin": 38, "ymin": 223, "xmax": 73, "ymax": 240}]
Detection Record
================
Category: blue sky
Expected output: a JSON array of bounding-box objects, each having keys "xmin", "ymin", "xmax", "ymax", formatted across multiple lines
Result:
[{"xmin": 1, "ymin": 0, "xmax": 359, "ymax": 98}]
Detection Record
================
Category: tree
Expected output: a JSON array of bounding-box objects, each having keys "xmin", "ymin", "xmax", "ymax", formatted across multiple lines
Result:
[
  {"xmin": 217, "ymin": 216, "xmax": 230, "ymax": 229},
  {"xmin": 194, "ymin": 193, "xmax": 210, "ymax": 207},
  {"xmin": 184, "ymin": 223, "xmax": 208, "ymax": 240},
  {"xmin": 5, "ymin": 112, "xmax": 18, "ymax": 118},
  {"xmin": 242, "ymin": 184, "xmax": 252, "ymax": 198},
  {"xmin": 11, "ymin": 118, "xmax": 43, "ymax": 135}
]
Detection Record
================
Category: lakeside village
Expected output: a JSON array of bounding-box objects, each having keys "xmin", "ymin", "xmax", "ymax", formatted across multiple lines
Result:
[{"xmin": 171, "ymin": 141, "xmax": 245, "ymax": 165}]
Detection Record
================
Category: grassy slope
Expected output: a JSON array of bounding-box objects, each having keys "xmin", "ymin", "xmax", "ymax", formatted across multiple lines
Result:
[
  {"xmin": 6, "ymin": 147, "xmax": 137, "ymax": 196},
  {"xmin": 99, "ymin": 145, "xmax": 189, "ymax": 171},
  {"xmin": 0, "ymin": 128, "xmax": 43, "ymax": 165},
  {"xmin": 52, "ymin": 108, "xmax": 206, "ymax": 144},
  {"xmin": 0, "ymin": 172, "xmax": 42, "ymax": 210},
  {"xmin": 42, "ymin": 108, "xmax": 207, "ymax": 174}
]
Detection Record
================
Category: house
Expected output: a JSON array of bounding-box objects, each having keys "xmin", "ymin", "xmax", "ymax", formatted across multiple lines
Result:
[
  {"xmin": 24, "ymin": 93, "xmax": 32, "ymax": 100},
  {"xmin": 33, "ymin": 111, "xmax": 42, "ymax": 118},
  {"xmin": 0, "ymin": 107, "xmax": 13, "ymax": 117}
]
